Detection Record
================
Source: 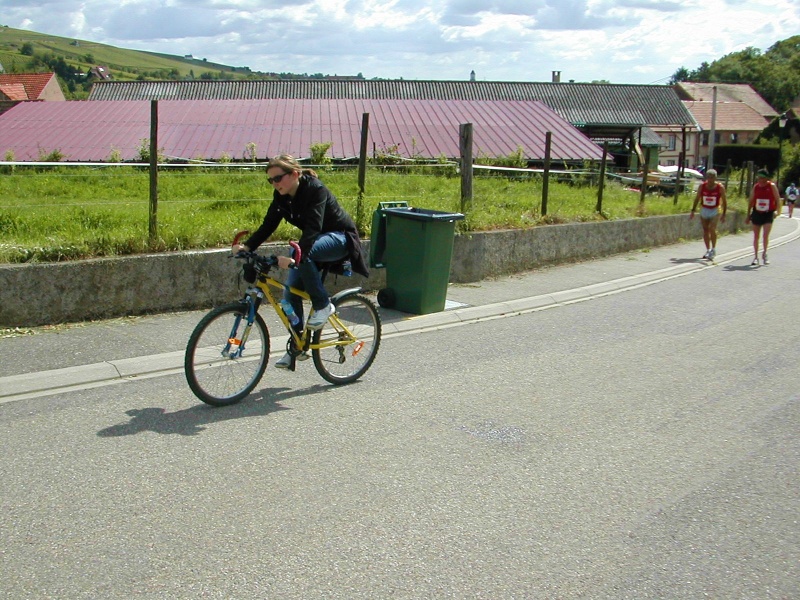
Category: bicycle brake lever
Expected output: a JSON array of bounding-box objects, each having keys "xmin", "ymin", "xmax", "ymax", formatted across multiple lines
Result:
[{"xmin": 232, "ymin": 230, "xmax": 250, "ymax": 246}]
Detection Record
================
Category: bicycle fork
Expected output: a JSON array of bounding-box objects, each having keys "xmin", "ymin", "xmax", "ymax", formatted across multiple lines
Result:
[{"xmin": 224, "ymin": 290, "xmax": 261, "ymax": 359}]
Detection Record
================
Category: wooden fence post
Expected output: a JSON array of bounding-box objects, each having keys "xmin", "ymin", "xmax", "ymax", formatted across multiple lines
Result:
[
  {"xmin": 596, "ymin": 141, "xmax": 608, "ymax": 213},
  {"xmin": 460, "ymin": 123, "xmax": 473, "ymax": 214},
  {"xmin": 673, "ymin": 150, "xmax": 684, "ymax": 205},
  {"xmin": 542, "ymin": 132, "xmax": 552, "ymax": 216},
  {"xmin": 738, "ymin": 164, "xmax": 746, "ymax": 196},
  {"xmin": 149, "ymin": 100, "xmax": 158, "ymax": 245},
  {"xmin": 639, "ymin": 148, "xmax": 651, "ymax": 206},
  {"xmin": 357, "ymin": 112, "xmax": 370, "ymax": 234}
]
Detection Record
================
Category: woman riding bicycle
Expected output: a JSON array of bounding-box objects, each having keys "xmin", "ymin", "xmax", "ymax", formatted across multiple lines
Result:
[{"xmin": 237, "ymin": 154, "xmax": 368, "ymax": 367}]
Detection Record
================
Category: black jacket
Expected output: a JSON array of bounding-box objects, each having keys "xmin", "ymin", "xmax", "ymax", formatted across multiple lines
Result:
[{"xmin": 245, "ymin": 174, "xmax": 369, "ymax": 277}]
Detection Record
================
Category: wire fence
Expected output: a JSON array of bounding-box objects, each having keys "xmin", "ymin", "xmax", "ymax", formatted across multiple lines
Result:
[{"xmin": 0, "ymin": 160, "xmax": 712, "ymax": 263}]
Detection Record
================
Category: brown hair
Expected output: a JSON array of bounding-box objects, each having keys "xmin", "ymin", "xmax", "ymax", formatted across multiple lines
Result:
[{"xmin": 266, "ymin": 154, "xmax": 317, "ymax": 179}]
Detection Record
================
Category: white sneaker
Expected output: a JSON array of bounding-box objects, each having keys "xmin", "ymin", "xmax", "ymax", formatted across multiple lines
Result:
[
  {"xmin": 709, "ymin": 248, "xmax": 716, "ymax": 259},
  {"xmin": 275, "ymin": 351, "xmax": 309, "ymax": 369},
  {"xmin": 751, "ymin": 258, "xmax": 759, "ymax": 266},
  {"xmin": 762, "ymin": 253, "xmax": 769, "ymax": 265},
  {"xmin": 306, "ymin": 303, "xmax": 335, "ymax": 330},
  {"xmin": 275, "ymin": 352, "xmax": 293, "ymax": 369}
]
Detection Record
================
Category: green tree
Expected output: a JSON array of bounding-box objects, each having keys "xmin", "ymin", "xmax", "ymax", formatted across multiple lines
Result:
[{"xmin": 670, "ymin": 35, "xmax": 800, "ymax": 113}]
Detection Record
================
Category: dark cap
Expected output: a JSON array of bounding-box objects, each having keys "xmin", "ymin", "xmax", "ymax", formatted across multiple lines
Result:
[{"xmin": 757, "ymin": 169, "xmax": 769, "ymax": 178}]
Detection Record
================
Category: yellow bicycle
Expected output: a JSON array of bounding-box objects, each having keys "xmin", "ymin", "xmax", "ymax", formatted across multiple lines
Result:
[{"xmin": 184, "ymin": 245, "xmax": 381, "ymax": 406}]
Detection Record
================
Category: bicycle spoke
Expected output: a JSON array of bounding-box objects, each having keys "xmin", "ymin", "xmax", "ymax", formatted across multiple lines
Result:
[
  {"xmin": 185, "ymin": 303, "xmax": 270, "ymax": 406},
  {"xmin": 312, "ymin": 294, "xmax": 381, "ymax": 384}
]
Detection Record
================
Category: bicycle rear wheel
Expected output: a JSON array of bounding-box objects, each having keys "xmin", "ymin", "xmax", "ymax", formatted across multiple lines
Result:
[
  {"xmin": 185, "ymin": 302, "xmax": 270, "ymax": 406},
  {"xmin": 312, "ymin": 293, "xmax": 381, "ymax": 384}
]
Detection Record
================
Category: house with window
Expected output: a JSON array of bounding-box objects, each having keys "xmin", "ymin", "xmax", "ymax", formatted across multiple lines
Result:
[
  {"xmin": 683, "ymin": 101, "xmax": 773, "ymax": 169},
  {"xmin": 88, "ymin": 66, "xmax": 112, "ymax": 81},
  {"xmin": 666, "ymin": 82, "xmax": 779, "ymax": 170}
]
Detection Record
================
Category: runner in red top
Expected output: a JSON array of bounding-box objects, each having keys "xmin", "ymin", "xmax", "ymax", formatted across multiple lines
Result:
[
  {"xmin": 690, "ymin": 169, "xmax": 727, "ymax": 260},
  {"xmin": 746, "ymin": 169, "xmax": 781, "ymax": 265}
]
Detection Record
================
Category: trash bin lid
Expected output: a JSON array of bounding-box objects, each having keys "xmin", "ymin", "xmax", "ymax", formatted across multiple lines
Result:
[{"xmin": 383, "ymin": 207, "xmax": 465, "ymax": 222}]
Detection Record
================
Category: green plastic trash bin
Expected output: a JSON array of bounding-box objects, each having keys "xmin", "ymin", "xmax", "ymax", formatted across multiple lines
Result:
[{"xmin": 370, "ymin": 201, "xmax": 464, "ymax": 315}]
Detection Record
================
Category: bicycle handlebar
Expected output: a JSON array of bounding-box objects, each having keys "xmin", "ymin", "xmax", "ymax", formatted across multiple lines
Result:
[
  {"xmin": 229, "ymin": 234, "xmax": 300, "ymax": 273},
  {"xmin": 231, "ymin": 250, "xmax": 278, "ymax": 267}
]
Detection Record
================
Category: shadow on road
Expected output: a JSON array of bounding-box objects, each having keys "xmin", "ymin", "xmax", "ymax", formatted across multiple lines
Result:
[
  {"xmin": 669, "ymin": 257, "xmax": 708, "ymax": 265},
  {"xmin": 97, "ymin": 384, "xmax": 333, "ymax": 437},
  {"xmin": 722, "ymin": 264, "xmax": 760, "ymax": 271}
]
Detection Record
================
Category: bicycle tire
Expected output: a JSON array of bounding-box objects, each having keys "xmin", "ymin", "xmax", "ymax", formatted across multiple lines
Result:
[
  {"xmin": 312, "ymin": 293, "xmax": 381, "ymax": 385},
  {"xmin": 185, "ymin": 302, "xmax": 270, "ymax": 406}
]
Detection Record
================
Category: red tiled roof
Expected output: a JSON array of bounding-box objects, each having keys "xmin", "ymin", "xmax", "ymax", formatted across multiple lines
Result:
[
  {"xmin": 0, "ymin": 73, "xmax": 56, "ymax": 101},
  {"xmin": 0, "ymin": 98, "xmax": 605, "ymax": 163},
  {"xmin": 683, "ymin": 101, "xmax": 770, "ymax": 132},
  {"xmin": 0, "ymin": 83, "xmax": 29, "ymax": 101},
  {"xmin": 676, "ymin": 83, "xmax": 778, "ymax": 119}
]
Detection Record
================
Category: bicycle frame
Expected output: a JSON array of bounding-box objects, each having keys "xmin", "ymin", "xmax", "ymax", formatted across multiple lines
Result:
[
  {"xmin": 241, "ymin": 266, "xmax": 362, "ymax": 356},
  {"xmin": 186, "ymin": 246, "xmax": 381, "ymax": 405}
]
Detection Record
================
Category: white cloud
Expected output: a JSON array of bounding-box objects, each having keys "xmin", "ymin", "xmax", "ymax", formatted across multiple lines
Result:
[{"xmin": 2, "ymin": 0, "xmax": 799, "ymax": 83}]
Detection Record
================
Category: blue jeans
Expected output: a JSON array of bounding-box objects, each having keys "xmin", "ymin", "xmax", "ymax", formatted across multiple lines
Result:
[{"xmin": 284, "ymin": 232, "xmax": 348, "ymax": 326}]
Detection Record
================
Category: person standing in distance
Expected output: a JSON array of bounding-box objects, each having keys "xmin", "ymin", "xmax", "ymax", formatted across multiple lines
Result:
[
  {"xmin": 785, "ymin": 182, "xmax": 798, "ymax": 218},
  {"xmin": 690, "ymin": 168, "xmax": 727, "ymax": 260},
  {"xmin": 746, "ymin": 169, "xmax": 781, "ymax": 265},
  {"xmin": 237, "ymin": 154, "xmax": 368, "ymax": 368}
]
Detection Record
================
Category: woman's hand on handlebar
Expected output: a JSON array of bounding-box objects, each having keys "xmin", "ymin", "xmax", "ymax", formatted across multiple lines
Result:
[
  {"xmin": 276, "ymin": 255, "xmax": 295, "ymax": 269},
  {"xmin": 231, "ymin": 239, "xmax": 293, "ymax": 268}
]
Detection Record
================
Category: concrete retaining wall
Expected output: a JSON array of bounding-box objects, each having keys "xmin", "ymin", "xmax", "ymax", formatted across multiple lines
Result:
[{"xmin": 0, "ymin": 213, "xmax": 742, "ymax": 327}]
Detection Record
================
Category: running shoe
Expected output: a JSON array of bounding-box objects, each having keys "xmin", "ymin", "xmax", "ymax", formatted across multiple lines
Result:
[
  {"xmin": 275, "ymin": 350, "xmax": 309, "ymax": 369},
  {"xmin": 307, "ymin": 302, "xmax": 335, "ymax": 330},
  {"xmin": 762, "ymin": 253, "xmax": 769, "ymax": 265},
  {"xmin": 751, "ymin": 258, "xmax": 759, "ymax": 266}
]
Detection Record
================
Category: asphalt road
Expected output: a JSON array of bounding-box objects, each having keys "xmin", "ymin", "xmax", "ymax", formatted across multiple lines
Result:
[{"xmin": 1, "ymin": 226, "xmax": 799, "ymax": 599}]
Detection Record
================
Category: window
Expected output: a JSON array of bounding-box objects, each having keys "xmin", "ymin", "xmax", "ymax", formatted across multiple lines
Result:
[
  {"xmin": 668, "ymin": 135, "xmax": 676, "ymax": 151},
  {"xmin": 701, "ymin": 133, "xmax": 709, "ymax": 147},
  {"xmin": 730, "ymin": 132, "xmax": 739, "ymax": 143}
]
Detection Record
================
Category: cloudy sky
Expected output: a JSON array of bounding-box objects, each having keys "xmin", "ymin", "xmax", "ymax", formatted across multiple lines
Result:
[{"xmin": 4, "ymin": 0, "xmax": 799, "ymax": 84}]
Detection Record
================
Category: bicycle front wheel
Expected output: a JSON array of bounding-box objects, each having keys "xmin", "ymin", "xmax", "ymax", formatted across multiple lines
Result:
[
  {"xmin": 312, "ymin": 293, "xmax": 381, "ymax": 385},
  {"xmin": 185, "ymin": 302, "xmax": 270, "ymax": 406}
]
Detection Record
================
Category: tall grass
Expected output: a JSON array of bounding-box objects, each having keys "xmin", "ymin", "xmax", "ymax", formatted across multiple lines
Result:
[{"xmin": 0, "ymin": 165, "xmax": 744, "ymax": 263}]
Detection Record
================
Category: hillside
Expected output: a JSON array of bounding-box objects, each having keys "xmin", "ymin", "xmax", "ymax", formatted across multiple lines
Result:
[{"xmin": 0, "ymin": 25, "xmax": 277, "ymax": 99}]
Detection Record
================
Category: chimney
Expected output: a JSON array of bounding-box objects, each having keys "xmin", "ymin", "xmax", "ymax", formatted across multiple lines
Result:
[
  {"xmin": 470, "ymin": 70, "xmax": 476, "ymax": 82},
  {"xmin": 552, "ymin": 71, "xmax": 561, "ymax": 83}
]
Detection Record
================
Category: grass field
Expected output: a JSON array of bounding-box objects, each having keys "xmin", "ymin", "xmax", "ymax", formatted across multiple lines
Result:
[{"xmin": 0, "ymin": 165, "xmax": 747, "ymax": 264}]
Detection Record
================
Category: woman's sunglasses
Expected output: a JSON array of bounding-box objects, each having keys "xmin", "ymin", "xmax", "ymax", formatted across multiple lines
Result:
[{"xmin": 267, "ymin": 172, "xmax": 289, "ymax": 185}]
